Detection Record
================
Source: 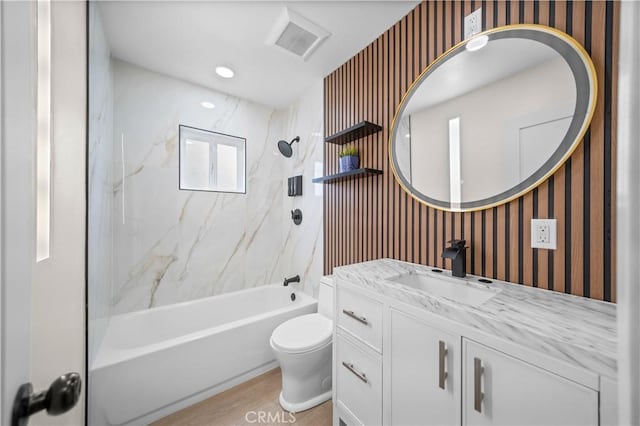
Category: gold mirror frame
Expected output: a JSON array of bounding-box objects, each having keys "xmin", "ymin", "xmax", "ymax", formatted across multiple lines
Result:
[{"xmin": 389, "ymin": 24, "xmax": 597, "ymax": 212}]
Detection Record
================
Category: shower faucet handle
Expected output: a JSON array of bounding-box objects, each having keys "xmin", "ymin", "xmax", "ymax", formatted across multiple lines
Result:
[{"xmin": 291, "ymin": 209, "xmax": 303, "ymax": 225}]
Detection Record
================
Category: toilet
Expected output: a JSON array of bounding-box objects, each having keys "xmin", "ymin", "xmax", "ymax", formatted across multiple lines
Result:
[{"xmin": 270, "ymin": 276, "xmax": 334, "ymax": 413}]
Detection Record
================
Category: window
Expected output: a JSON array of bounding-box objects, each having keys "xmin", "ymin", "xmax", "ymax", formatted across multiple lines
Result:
[{"xmin": 179, "ymin": 125, "xmax": 246, "ymax": 193}]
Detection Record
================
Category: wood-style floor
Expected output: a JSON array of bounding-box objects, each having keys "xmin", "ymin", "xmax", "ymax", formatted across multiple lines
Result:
[{"xmin": 152, "ymin": 368, "xmax": 333, "ymax": 426}]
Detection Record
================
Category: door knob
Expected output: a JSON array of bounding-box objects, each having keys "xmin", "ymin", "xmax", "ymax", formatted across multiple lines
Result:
[{"xmin": 11, "ymin": 372, "xmax": 81, "ymax": 426}]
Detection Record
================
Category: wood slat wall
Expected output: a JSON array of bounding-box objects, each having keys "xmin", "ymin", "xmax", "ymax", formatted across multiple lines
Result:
[{"xmin": 323, "ymin": 0, "xmax": 618, "ymax": 302}]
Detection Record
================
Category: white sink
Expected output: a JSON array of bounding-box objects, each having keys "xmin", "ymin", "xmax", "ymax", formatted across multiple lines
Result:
[{"xmin": 388, "ymin": 272, "xmax": 500, "ymax": 307}]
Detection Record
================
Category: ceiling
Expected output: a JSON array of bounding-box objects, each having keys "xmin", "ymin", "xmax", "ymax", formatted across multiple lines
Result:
[{"xmin": 98, "ymin": 1, "xmax": 419, "ymax": 109}]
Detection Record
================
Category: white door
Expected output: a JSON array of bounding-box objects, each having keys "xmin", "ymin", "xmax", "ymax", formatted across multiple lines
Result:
[
  {"xmin": 389, "ymin": 309, "xmax": 460, "ymax": 426},
  {"xmin": 462, "ymin": 339, "xmax": 598, "ymax": 426},
  {"xmin": 1, "ymin": 1, "xmax": 86, "ymax": 425}
]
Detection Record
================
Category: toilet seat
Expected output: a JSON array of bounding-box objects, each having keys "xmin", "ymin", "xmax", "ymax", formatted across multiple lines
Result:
[{"xmin": 271, "ymin": 314, "xmax": 332, "ymax": 354}]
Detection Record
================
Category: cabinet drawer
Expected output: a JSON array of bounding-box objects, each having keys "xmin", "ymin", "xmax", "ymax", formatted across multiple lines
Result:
[
  {"xmin": 337, "ymin": 286, "xmax": 383, "ymax": 352},
  {"xmin": 335, "ymin": 400, "xmax": 362, "ymax": 426},
  {"xmin": 336, "ymin": 334, "xmax": 382, "ymax": 426}
]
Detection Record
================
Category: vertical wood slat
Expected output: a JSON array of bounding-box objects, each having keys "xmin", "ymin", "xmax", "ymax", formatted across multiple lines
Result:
[
  {"xmin": 537, "ymin": 183, "xmax": 550, "ymax": 290},
  {"xmin": 391, "ymin": 23, "xmax": 399, "ymax": 261},
  {"xmin": 400, "ymin": 17, "xmax": 408, "ymax": 263},
  {"xmin": 590, "ymin": 0, "xmax": 606, "ymax": 300},
  {"xmin": 322, "ymin": 0, "xmax": 617, "ymax": 302},
  {"xmin": 570, "ymin": 1, "xmax": 586, "ymax": 296}
]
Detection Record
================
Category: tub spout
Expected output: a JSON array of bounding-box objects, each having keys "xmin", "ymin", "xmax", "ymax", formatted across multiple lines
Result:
[{"xmin": 283, "ymin": 275, "xmax": 300, "ymax": 286}]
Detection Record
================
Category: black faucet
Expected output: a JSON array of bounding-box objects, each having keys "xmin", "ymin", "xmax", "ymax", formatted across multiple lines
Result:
[
  {"xmin": 442, "ymin": 239, "xmax": 468, "ymax": 278},
  {"xmin": 283, "ymin": 275, "xmax": 300, "ymax": 286}
]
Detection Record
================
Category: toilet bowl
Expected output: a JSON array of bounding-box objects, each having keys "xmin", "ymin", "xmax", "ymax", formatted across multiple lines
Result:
[{"xmin": 270, "ymin": 276, "xmax": 333, "ymax": 412}]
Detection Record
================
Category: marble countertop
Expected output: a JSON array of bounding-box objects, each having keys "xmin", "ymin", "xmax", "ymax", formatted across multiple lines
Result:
[{"xmin": 334, "ymin": 259, "xmax": 617, "ymax": 379}]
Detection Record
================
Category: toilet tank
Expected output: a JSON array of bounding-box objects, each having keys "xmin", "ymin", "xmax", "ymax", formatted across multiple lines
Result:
[{"xmin": 317, "ymin": 275, "xmax": 334, "ymax": 319}]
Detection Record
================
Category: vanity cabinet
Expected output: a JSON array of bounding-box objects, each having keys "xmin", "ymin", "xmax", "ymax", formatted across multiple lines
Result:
[
  {"xmin": 333, "ymin": 280, "xmax": 609, "ymax": 426},
  {"xmin": 462, "ymin": 340, "xmax": 598, "ymax": 426},
  {"xmin": 334, "ymin": 285, "xmax": 384, "ymax": 425},
  {"xmin": 389, "ymin": 309, "xmax": 460, "ymax": 426}
]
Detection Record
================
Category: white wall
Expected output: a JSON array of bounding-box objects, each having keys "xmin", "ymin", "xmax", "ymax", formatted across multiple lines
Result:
[
  {"xmin": 30, "ymin": 2, "xmax": 86, "ymax": 424},
  {"xmin": 617, "ymin": 1, "xmax": 640, "ymax": 423},
  {"xmin": 409, "ymin": 57, "xmax": 574, "ymax": 203},
  {"xmin": 87, "ymin": 3, "xmax": 114, "ymax": 367}
]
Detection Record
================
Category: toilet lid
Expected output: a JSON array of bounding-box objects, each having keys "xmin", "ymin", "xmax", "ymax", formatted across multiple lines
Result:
[{"xmin": 271, "ymin": 313, "xmax": 333, "ymax": 354}]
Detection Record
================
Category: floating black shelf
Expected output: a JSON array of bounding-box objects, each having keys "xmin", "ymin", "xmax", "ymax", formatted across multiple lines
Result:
[
  {"xmin": 325, "ymin": 121, "xmax": 383, "ymax": 145},
  {"xmin": 312, "ymin": 168, "xmax": 383, "ymax": 184}
]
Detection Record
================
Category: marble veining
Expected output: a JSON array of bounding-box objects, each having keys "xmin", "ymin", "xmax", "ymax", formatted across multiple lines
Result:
[
  {"xmin": 97, "ymin": 59, "xmax": 323, "ymax": 315},
  {"xmin": 334, "ymin": 258, "xmax": 617, "ymax": 378},
  {"xmin": 275, "ymin": 80, "xmax": 324, "ymax": 298}
]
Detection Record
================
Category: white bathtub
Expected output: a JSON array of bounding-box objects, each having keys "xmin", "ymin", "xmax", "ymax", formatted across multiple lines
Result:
[{"xmin": 89, "ymin": 285, "xmax": 317, "ymax": 425}]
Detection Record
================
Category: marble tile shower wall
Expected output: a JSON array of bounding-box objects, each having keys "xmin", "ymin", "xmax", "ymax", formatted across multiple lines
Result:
[
  {"xmin": 276, "ymin": 81, "xmax": 324, "ymax": 298},
  {"xmin": 88, "ymin": 5, "xmax": 114, "ymax": 365},
  {"xmin": 109, "ymin": 60, "xmax": 323, "ymax": 314}
]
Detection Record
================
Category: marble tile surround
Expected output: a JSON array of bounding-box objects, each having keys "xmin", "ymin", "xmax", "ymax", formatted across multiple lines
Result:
[
  {"xmin": 275, "ymin": 82, "xmax": 324, "ymax": 298},
  {"xmin": 334, "ymin": 258, "xmax": 617, "ymax": 379},
  {"xmin": 88, "ymin": 4, "xmax": 114, "ymax": 365},
  {"xmin": 104, "ymin": 60, "xmax": 323, "ymax": 315}
]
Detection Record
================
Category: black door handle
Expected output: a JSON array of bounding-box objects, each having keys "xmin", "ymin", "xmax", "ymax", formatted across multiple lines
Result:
[{"xmin": 11, "ymin": 372, "xmax": 81, "ymax": 426}]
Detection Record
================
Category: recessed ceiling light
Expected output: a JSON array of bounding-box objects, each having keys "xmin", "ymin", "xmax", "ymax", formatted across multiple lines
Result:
[
  {"xmin": 465, "ymin": 34, "xmax": 489, "ymax": 52},
  {"xmin": 201, "ymin": 101, "xmax": 216, "ymax": 109},
  {"xmin": 215, "ymin": 66, "xmax": 235, "ymax": 79}
]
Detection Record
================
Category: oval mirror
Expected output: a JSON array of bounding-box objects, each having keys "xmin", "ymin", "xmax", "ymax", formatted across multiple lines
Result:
[{"xmin": 390, "ymin": 25, "xmax": 596, "ymax": 212}]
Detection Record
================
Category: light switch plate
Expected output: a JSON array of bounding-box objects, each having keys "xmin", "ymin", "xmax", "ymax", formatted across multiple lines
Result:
[
  {"xmin": 464, "ymin": 8, "xmax": 482, "ymax": 39},
  {"xmin": 531, "ymin": 219, "xmax": 557, "ymax": 250}
]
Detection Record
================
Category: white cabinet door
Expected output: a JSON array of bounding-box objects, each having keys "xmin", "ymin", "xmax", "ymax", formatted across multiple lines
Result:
[
  {"xmin": 463, "ymin": 339, "xmax": 598, "ymax": 426},
  {"xmin": 389, "ymin": 309, "xmax": 460, "ymax": 426}
]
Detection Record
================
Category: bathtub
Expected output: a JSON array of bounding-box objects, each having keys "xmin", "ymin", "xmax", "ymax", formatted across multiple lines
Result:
[{"xmin": 89, "ymin": 285, "xmax": 317, "ymax": 425}]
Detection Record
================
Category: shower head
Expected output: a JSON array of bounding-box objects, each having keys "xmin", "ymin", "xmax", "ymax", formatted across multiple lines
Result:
[{"xmin": 277, "ymin": 136, "xmax": 300, "ymax": 158}]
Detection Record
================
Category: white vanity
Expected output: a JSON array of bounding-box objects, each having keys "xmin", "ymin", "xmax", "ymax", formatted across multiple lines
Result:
[{"xmin": 332, "ymin": 259, "xmax": 617, "ymax": 426}]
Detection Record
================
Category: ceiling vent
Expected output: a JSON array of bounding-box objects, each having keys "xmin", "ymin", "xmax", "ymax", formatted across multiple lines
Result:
[{"xmin": 266, "ymin": 7, "xmax": 330, "ymax": 61}]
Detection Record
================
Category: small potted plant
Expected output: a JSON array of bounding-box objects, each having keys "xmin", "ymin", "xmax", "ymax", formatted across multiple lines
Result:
[{"xmin": 338, "ymin": 146, "xmax": 360, "ymax": 173}]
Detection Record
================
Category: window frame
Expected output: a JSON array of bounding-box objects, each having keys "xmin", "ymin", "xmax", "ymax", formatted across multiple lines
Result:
[{"xmin": 178, "ymin": 124, "xmax": 247, "ymax": 194}]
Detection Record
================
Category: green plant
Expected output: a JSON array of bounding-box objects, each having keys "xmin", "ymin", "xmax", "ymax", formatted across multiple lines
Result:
[{"xmin": 338, "ymin": 146, "xmax": 359, "ymax": 157}]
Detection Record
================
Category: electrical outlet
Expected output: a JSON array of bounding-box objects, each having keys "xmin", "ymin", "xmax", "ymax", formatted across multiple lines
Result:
[
  {"xmin": 464, "ymin": 8, "xmax": 482, "ymax": 39},
  {"xmin": 531, "ymin": 219, "xmax": 557, "ymax": 250}
]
